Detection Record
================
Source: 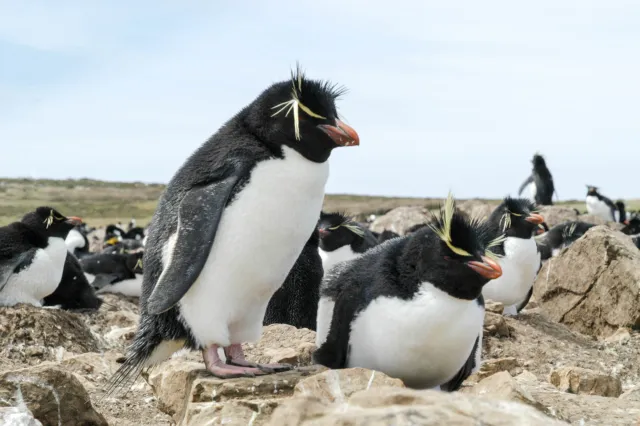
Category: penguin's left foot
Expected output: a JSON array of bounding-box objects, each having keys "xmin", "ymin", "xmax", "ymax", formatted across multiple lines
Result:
[{"xmin": 224, "ymin": 343, "xmax": 293, "ymax": 373}]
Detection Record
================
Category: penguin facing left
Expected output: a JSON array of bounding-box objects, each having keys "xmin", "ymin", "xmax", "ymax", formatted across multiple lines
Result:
[
  {"xmin": 264, "ymin": 228, "xmax": 323, "ymax": 330},
  {"xmin": 481, "ymin": 197, "xmax": 544, "ymax": 316},
  {"xmin": 107, "ymin": 67, "xmax": 359, "ymax": 394},
  {"xmin": 585, "ymin": 186, "xmax": 617, "ymax": 222},
  {"xmin": 0, "ymin": 207, "xmax": 82, "ymax": 306},
  {"xmin": 518, "ymin": 153, "xmax": 555, "ymax": 205},
  {"xmin": 318, "ymin": 211, "xmax": 378, "ymax": 273},
  {"xmin": 535, "ymin": 221, "xmax": 596, "ymax": 260},
  {"xmin": 314, "ymin": 194, "xmax": 504, "ymax": 391},
  {"xmin": 81, "ymin": 251, "xmax": 144, "ymax": 297},
  {"xmin": 43, "ymin": 252, "xmax": 103, "ymax": 310}
]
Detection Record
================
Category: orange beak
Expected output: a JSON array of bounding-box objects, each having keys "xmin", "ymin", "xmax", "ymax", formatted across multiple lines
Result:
[
  {"xmin": 525, "ymin": 213, "xmax": 545, "ymax": 225},
  {"xmin": 66, "ymin": 216, "xmax": 83, "ymax": 226},
  {"xmin": 317, "ymin": 119, "xmax": 360, "ymax": 147},
  {"xmin": 467, "ymin": 256, "xmax": 503, "ymax": 279},
  {"xmin": 623, "ymin": 219, "xmax": 630, "ymax": 225}
]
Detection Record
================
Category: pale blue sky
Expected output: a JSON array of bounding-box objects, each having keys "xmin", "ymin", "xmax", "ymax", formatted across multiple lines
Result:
[{"xmin": 1, "ymin": 1, "xmax": 639, "ymax": 200}]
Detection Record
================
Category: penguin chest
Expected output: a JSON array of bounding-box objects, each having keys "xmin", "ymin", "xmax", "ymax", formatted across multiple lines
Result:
[
  {"xmin": 482, "ymin": 237, "xmax": 540, "ymax": 306},
  {"xmin": 347, "ymin": 283, "xmax": 484, "ymax": 389},
  {"xmin": 178, "ymin": 146, "xmax": 329, "ymax": 345},
  {"xmin": 586, "ymin": 196, "xmax": 613, "ymax": 220},
  {"xmin": 64, "ymin": 229, "xmax": 86, "ymax": 253},
  {"xmin": 1, "ymin": 238, "xmax": 67, "ymax": 306},
  {"xmin": 319, "ymin": 245, "xmax": 358, "ymax": 274}
]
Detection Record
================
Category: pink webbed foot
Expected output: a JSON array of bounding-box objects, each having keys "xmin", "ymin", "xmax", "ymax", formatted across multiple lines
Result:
[
  {"xmin": 224, "ymin": 343, "xmax": 292, "ymax": 373},
  {"xmin": 202, "ymin": 344, "xmax": 265, "ymax": 378}
]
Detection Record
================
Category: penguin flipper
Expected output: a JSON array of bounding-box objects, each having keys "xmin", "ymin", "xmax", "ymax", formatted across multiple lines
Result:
[
  {"xmin": 0, "ymin": 248, "xmax": 38, "ymax": 292},
  {"xmin": 518, "ymin": 175, "xmax": 534, "ymax": 196},
  {"xmin": 440, "ymin": 334, "xmax": 480, "ymax": 392},
  {"xmin": 146, "ymin": 174, "xmax": 241, "ymax": 315}
]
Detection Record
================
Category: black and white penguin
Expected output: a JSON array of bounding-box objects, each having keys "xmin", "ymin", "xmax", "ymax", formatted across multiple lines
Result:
[
  {"xmin": 105, "ymin": 224, "xmax": 126, "ymax": 241},
  {"xmin": 535, "ymin": 221, "xmax": 596, "ymax": 260},
  {"xmin": 43, "ymin": 253, "xmax": 103, "ymax": 310},
  {"xmin": 632, "ymin": 235, "xmax": 640, "ymax": 249},
  {"xmin": 0, "ymin": 207, "xmax": 82, "ymax": 306},
  {"xmin": 481, "ymin": 197, "xmax": 543, "ymax": 316},
  {"xmin": 621, "ymin": 216, "xmax": 640, "ymax": 236},
  {"xmin": 65, "ymin": 225, "xmax": 91, "ymax": 259},
  {"xmin": 81, "ymin": 251, "xmax": 144, "ymax": 297},
  {"xmin": 264, "ymin": 229, "xmax": 322, "ymax": 330},
  {"xmin": 124, "ymin": 227, "xmax": 146, "ymax": 241},
  {"xmin": 314, "ymin": 194, "xmax": 504, "ymax": 391},
  {"xmin": 614, "ymin": 201, "xmax": 628, "ymax": 224},
  {"xmin": 318, "ymin": 211, "xmax": 378, "ymax": 273},
  {"xmin": 518, "ymin": 153, "xmax": 555, "ymax": 205},
  {"xmin": 106, "ymin": 67, "xmax": 359, "ymax": 392},
  {"xmin": 585, "ymin": 186, "xmax": 617, "ymax": 222},
  {"xmin": 535, "ymin": 222, "xmax": 549, "ymax": 236},
  {"xmin": 103, "ymin": 239, "xmax": 144, "ymax": 253}
]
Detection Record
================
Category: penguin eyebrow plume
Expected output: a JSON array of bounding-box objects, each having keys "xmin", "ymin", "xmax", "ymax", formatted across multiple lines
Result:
[
  {"xmin": 135, "ymin": 258, "xmax": 143, "ymax": 270},
  {"xmin": 484, "ymin": 233, "xmax": 507, "ymax": 261},
  {"xmin": 429, "ymin": 192, "xmax": 472, "ymax": 257},
  {"xmin": 327, "ymin": 219, "xmax": 366, "ymax": 238},
  {"xmin": 270, "ymin": 66, "xmax": 327, "ymax": 141},
  {"xmin": 500, "ymin": 212, "xmax": 512, "ymax": 232},
  {"xmin": 43, "ymin": 209, "xmax": 55, "ymax": 229}
]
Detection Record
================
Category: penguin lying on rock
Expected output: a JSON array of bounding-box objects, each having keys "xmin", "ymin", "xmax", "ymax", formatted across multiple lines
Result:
[
  {"xmin": 314, "ymin": 193, "xmax": 504, "ymax": 391},
  {"xmin": 43, "ymin": 252, "xmax": 103, "ymax": 310},
  {"xmin": 0, "ymin": 207, "xmax": 82, "ymax": 307},
  {"xmin": 81, "ymin": 252, "xmax": 144, "ymax": 297},
  {"xmin": 535, "ymin": 221, "xmax": 596, "ymax": 260},
  {"xmin": 106, "ymin": 67, "xmax": 359, "ymax": 394},
  {"xmin": 481, "ymin": 197, "xmax": 543, "ymax": 316},
  {"xmin": 318, "ymin": 211, "xmax": 378, "ymax": 274}
]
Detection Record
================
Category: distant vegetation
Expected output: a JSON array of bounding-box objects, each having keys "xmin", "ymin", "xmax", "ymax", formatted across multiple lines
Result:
[{"xmin": 0, "ymin": 177, "xmax": 638, "ymax": 227}]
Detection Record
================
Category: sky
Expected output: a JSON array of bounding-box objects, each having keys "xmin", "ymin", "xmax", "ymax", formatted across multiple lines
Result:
[{"xmin": 1, "ymin": 1, "xmax": 639, "ymax": 200}]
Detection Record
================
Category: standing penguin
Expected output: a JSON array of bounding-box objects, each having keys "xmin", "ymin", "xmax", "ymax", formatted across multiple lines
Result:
[
  {"xmin": 0, "ymin": 207, "xmax": 82, "ymax": 306},
  {"xmin": 481, "ymin": 197, "xmax": 544, "ymax": 316},
  {"xmin": 314, "ymin": 194, "xmax": 504, "ymax": 391},
  {"xmin": 585, "ymin": 186, "xmax": 617, "ymax": 222},
  {"xmin": 264, "ymin": 228, "xmax": 323, "ymax": 330},
  {"xmin": 534, "ymin": 221, "xmax": 596, "ymax": 260},
  {"xmin": 43, "ymin": 253, "xmax": 103, "ymax": 310},
  {"xmin": 318, "ymin": 211, "xmax": 378, "ymax": 273},
  {"xmin": 107, "ymin": 67, "xmax": 359, "ymax": 393},
  {"xmin": 614, "ymin": 201, "xmax": 628, "ymax": 224},
  {"xmin": 518, "ymin": 153, "xmax": 555, "ymax": 205}
]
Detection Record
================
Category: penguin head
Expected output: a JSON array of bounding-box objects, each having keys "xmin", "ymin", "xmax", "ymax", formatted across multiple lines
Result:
[
  {"xmin": 125, "ymin": 251, "xmax": 144, "ymax": 275},
  {"xmin": 534, "ymin": 222, "xmax": 549, "ymax": 236},
  {"xmin": 532, "ymin": 153, "xmax": 547, "ymax": 169},
  {"xmin": 489, "ymin": 197, "xmax": 544, "ymax": 239},
  {"xmin": 22, "ymin": 207, "xmax": 83, "ymax": 239},
  {"xmin": 586, "ymin": 185, "xmax": 599, "ymax": 196},
  {"xmin": 418, "ymin": 193, "xmax": 504, "ymax": 300},
  {"xmin": 247, "ymin": 65, "xmax": 359, "ymax": 162},
  {"xmin": 317, "ymin": 211, "xmax": 365, "ymax": 252},
  {"xmin": 105, "ymin": 224, "xmax": 125, "ymax": 241}
]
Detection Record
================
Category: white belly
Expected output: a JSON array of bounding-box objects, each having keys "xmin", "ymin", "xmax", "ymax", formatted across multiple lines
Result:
[
  {"xmin": 522, "ymin": 181, "xmax": 536, "ymax": 202},
  {"xmin": 319, "ymin": 245, "xmax": 358, "ymax": 274},
  {"xmin": 64, "ymin": 229, "xmax": 85, "ymax": 252},
  {"xmin": 96, "ymin": 274, "xmax": 143, "ymax": 297},
  {"xmin": 0, "ymin": 237, "xmax": 67, "ymax": 307},
  {"xmin": 586, "ymin": 196, "xmax": 614, "ymax": 221},
  {"xmin": 315, "ymin": 297, "xmax": 336, "ymax": 347},
  {"xmin": 482, "ymin": 237, "xmax": 540, "ymax": 307},
  {"xmin": 347, "ymin": 282, "xmax": 484, "ymax": 389},
  {"xmin": 177, "ymin": 146, "xmax": 329, "ymax": 347}
]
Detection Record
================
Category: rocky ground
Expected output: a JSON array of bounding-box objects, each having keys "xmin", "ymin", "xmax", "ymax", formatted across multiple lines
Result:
[{"xmin": 1, "ymin": 205, "xmax": 640, "ymax": 425}]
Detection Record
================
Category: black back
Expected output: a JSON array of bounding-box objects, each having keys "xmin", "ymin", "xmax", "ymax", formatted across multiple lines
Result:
[
  {"xmin": 531, "ymin": 154, "xmax": 554, "ymax": 205},
  {"xmin": 615, "ymin": 201, "xmax": 627, "ymax": 223},
  {"xmin": 586, "ymin": 186, "xmax": 617, "ymax": 210},
  {"xmin": 405, "ymin": 223, "xmax": 428, "ymax": 234},
  {"xmin": 622, "ymin": 217, "xmax": 640, "ymax": 235},
  {"xmin": 124, "ymin": 227, "xmax": 145, "ymax": 241},
  {"xmin": 535, "ymin": 221, "xmax": 596, "ymax": 261},
  {"xmin": 376, "ymin": 229, "xmax": 400, "ymax": 243},
  {"xmin": 318, "ymin": 211, "xmax": 378, "ymax": 254},
  {"xmin": 264, "ymin": 229, "xmax": 323, "ymax": 330},
  {"xmin": 43, "ymin": 253, "xmax": 103, "ymax": 310},
  {"xmin": 81, "ymin": 252, "xmax": 143, "ymax": 285}
]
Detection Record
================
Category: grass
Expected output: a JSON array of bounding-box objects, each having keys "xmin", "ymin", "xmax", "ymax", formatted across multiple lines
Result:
[{"xmin": 1, "ymin": 177, "xmax": 638, "ymax": 227}]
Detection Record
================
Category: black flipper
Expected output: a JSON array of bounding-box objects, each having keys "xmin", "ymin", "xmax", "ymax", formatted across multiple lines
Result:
[
  {"xmin": 516, "ymin": 286, "xmax": 533, "ymax": 313},
  {"xmin": 0, "ymin": 248, "xmax": 38, "ymax": 292},
  {"xmin": 440, "ymin": 334, "xmax": 480, "ymax": 392},
  {"xmin": 312, "ymin": 289, "xmax": 358, "ymax": 369},
  {"xmin": 518, "ymin": 175, "xmax": 534, "ymax": 196},
  {"xmin": 146, "ymin": 174, "xmax": 241, "ymax": 315}
]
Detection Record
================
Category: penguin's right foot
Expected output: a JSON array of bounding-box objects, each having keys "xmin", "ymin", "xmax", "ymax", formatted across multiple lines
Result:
[{"xmin": 202, "ymin": 345, "xmax": 266, "ymax": 379}]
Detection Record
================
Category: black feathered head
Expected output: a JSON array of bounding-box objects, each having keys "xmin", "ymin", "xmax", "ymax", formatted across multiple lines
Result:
[
  {"xmin": 586, "ymin": 185, "xmax": 599, "ymax": 196},
  {"xmin": 21, "ymin": 206, "xmax": 83, "ymax": 239},
  {"xmin": 245, "ymin": 64, "xmax": 359, "ymax": 162},
  {"xmin": 317, "ymin": 211, "xmax": 365, "ymax": 252},
  {"xmin": 488, "ymin": 197, "xmax": 544, "ymax": 239},
  {"xmin": 532, "ymin": 152, "xmax": 546, "ymax": 168}
]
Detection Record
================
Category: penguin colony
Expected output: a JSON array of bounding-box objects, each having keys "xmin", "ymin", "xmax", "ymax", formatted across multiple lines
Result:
[{"xmin": 1, "ymin": 66, "xmax": 638, "ymax": 398}]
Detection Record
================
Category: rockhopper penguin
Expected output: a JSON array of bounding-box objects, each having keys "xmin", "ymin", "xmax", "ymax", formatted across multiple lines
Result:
[
  {"xmin": 0, "ymin": 207, "xmax": 82, "ymax": 306},
  {"xmin": 481, "ymin": 197, "xmax": 543, "ymax": 316},
  {"xmin": 43, "ymin": 252, "xmax": 103, "ymax": 310},
  {"xmin": 313, "ymin": 193, "xmax": 504, "ymax": 391},
  {"xmin": 534, "ymin": 221, "xmax": 596, "ymax": 260},
  {"xmin": 518, "ymin": 153, "xmax": 555, "ymax": 205},
  {"xmin": 318, "ymin": 211, "xmax": 378, "ymax": 274},
  {"xmin": 585, "ymin": 185, "xmax": 617, "ymax": 222},
  {"xmin": 106, "ymin": 67, "xmax": 359, "ymax": 394}
]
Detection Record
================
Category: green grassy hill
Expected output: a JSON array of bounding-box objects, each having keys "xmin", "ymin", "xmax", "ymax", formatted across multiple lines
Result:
[{"xmin": 0, "ymin": 178, "xmax": 637, "ymax": 227}]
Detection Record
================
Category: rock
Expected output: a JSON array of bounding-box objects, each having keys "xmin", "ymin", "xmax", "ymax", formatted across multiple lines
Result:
[
  {"xmin": 466, "ymin": 358, "xmax": 520, "ymax": 383},
  {"xmin": 458, "ymin": 199, "xmax": 497, "ymax": 222},
  {"xmin": 550, "ymin": 367, "xmax": 622, "ymax": 397},
  {"xmin": 148, "ymin": 357, "xmax": 327, "ymax": 425},
  {"xmin": 534, "ymin": 226, "xmax": 640, "ymax": 338},
  {"xmin": 242, "ymin": 324, "xmax": 317, "ymax": 367},
  {"xmin": 483, "ymin": 312, "xmax": 510, "ymax": 337},
  {"xmin": 0, "ymin": 364, "xmax": 107, "ymax": 426},
  {"xmin": 369, "ymin": 206, "xmax": 431, "ymax": 235},
  {"xmin": 294, "ymin": 368, "xmax": 405, "ymax": 403},
  {"xmin": 468, "ymin": 370, "xmax": 640, "ymax": 425},
  {"xmin": 538, "ymin": 206, "xmax": 578, "ymax": 227},
  {"xmin": 620, "ymin": 387, "xmax": 640, "ymax": 402},
  {"xmin": 485, "ymin": 300, "xmax": 505, "ymax": 314},
  {"xmin": 267, "ymin": 386, "xmax": 566, "ymax": 426},
  {"xmin": 605, "ymin": 328, "xmax": 632, "ymax": 344},
  {"xmin": 0, "ymin": 304, "xmax": 99, "ymax": 365}
]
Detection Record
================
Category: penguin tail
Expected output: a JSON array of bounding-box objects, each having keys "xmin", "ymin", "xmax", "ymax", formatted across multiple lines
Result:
[{"xmin": 101, "ymin": 316, "xmax": 163, "ymax": 401}]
